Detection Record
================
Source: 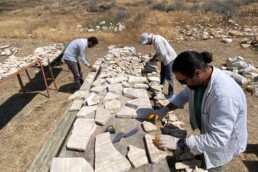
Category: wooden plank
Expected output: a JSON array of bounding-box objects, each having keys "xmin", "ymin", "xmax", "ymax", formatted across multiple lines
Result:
[{"xmin": 27, "ymin": 107, "xmax": 77, "ymax": 172}]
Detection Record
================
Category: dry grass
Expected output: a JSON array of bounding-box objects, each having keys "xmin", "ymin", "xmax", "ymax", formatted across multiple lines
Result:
[{"xmin": 0, "ymin": 0, "xmax": 257, "ymax": 44}]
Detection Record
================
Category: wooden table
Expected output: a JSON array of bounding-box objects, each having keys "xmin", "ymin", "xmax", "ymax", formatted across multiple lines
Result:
[{"xmin": 0, "ymin": 59, "xmax": 57, "ymax": 98}]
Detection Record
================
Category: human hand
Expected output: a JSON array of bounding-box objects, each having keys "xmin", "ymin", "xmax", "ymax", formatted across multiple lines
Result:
[
  {"xmin": 148, "ymin": 106, "xmax": 170, "ymax": 120},
  {"xmin": 155, "ymin": 135, "xmax": 179, "ymax": 150},
  {"xmin": 89, "ymin": 65, "xmax": 97, "ymax": 72}
]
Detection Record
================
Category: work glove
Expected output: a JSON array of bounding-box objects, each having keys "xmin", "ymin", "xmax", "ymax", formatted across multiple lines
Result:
[
  {"xmin": 155, "ymin": 135, "xmax": 179, "ymax": 150},
  {"xmin": 148, "ymin": 106, "xmax": 170, "ymax": 120}
]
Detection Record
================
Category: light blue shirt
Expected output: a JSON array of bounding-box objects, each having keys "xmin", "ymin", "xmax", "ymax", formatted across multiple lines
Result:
[
  {"xmin": 62, "ymin": 39, "xmax": 90, "ymax": 66},
  {"xmin": 171, "ymin": 67, "xmax": 247, "ymax": 169},
  {"xmin": 152, "ymin": 35, "xmax": 177, "ymax": 66}
]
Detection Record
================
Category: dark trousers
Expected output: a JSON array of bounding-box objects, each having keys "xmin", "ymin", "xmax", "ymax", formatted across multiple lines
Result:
[
  {"xmin": 64, "ymin": 60, "xmax": 84, "ymax": 90},
  {"xmin": 160, "ymin": 61, "xmax": 174, "ymax": 95}
]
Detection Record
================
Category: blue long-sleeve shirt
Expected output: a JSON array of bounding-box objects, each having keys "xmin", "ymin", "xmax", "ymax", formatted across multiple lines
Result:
[{"xmin": 62, "ymin": 39, "xmax": 90, "ymax": 66}]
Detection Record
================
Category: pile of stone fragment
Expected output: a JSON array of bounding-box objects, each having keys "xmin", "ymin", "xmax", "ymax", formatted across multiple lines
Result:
[
  {"xmin": 0, "ymin": 44, "xmax": 20, "ymax": 56},
  {"xmin": 0, "ymin": 43, "xmax": 63, "ymax": 80},
  {"xmin": 50, "ymin": 46, "xmax": 206, "ymax": 172},
  {"xmin": 222, "ymin": 56, "xmax": 258, "ymax": 97}
]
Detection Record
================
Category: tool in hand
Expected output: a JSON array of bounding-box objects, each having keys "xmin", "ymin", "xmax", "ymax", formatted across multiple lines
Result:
[{"xmin": 148, "ymin": 112, "xmax": 162, "ymax": 144}]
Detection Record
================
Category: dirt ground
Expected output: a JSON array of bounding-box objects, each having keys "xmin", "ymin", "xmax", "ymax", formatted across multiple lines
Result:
[{"xmin": 0, "ymin": 38, "xmax": 258, "ymax": 172}]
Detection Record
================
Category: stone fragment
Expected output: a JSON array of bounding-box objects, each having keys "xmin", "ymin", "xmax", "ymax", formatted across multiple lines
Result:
[
  {"xmin": 104, "ymin": 99, "xmax": 121, "ymax": 112},
  {"xmin": 103, "ymin": 92, "xmax": 120, "ymax": 102},
  {"xmin": 106, "ymin": 76, "xmax": 124, "ymax": 84},
  {"xmin": 67, "ymin": 119, "xmax": 97, "ymax": 151},
  {"xmin": 127, "ymin": 145, "xmax": 148, "ymax": 168},
  {"xmin": 90, "ymin": 85, "xmax": 107, "ymax": 94},
  {"xmin": 86, "ymin": 92, "xmax": 102, "ymax": 106},
  {"xmin": 147, "ymin": 76, "xmax": 160, "ymax": 83},
  {"xmin": 133, "ymin": 83, "xmax": 149, "ymax": 89},
  {"xmin": 95, "ymin": 132, "xmax": 131, "ymax": 172},
  {"xmin": 50, "ymin": 158, "xmax": 93, "ymax": 172},
  {"xmin": 68, "ymin": 91, "xmax": 88, "ymax": 100},
  {"xmin": 116, "ymin": 106, "xmax": 137, "ymax": 118},
  {"xmin": 108, "ymin": 83, "xmax": 123, "ymax": 94},
  {"xmin": 76, "ymin": 105, "xmax": 98, "ymax": 118},
  {"xmin": 69, "ymin": 99, "xmax": 84, "ymax": 111},
  {"xmin": 232, "ymin": 73, "xmax": 248, "ymax": 85},
  {"xmin": 145, "ymin": 134, "xmax": 167, "ymax": 164},
  {"xmin": 128, "ymin": 76, "xmax": 147, "ymax": 83},
  {"xmin": 126, "ymin": 98, "xmax": 152, "ymax": 109},
  {"xmin": 122, "ymin": 81, "xmax": 130, "ymax": 88},
  {"xmin": 95, "ymin": 106, "xmax": 112, "ymax": 125},
  {"xmin": 221, "ymin": 38, "xmax": 232, "ymax": 44},
  {"xmin": 175, "ymin": 160, "xmax": 202, "ymax": 170},
  {"xmin": 123, "ymin": 88, "xmax": 149, "ymax": 99},
  {"xmin": 142, "ymin": 121, "xmax": 157, "ymax": 132},
  {"xmin": 92, "ymin": 78, "xmax": 106, "ymax": 87}
]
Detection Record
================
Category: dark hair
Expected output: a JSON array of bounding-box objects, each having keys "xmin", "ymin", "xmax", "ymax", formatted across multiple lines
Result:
[
  {"xmin": 88, "ymin": 37, "xmax": 98, "ymax": 45},
  {"xmin": 172, "ymin": 51, "xmax": 213, "ymax": 77}
]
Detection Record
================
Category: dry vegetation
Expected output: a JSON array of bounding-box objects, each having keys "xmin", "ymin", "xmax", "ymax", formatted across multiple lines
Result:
[{"xmin": 0, "ymin": 0, "xmax": 257, "ymax": 44}]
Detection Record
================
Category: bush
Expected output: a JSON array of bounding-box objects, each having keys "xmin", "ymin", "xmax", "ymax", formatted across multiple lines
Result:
[
  {"xmin": 166, "ymin": 1, "xmax": 186, "ymax": 12},
  {"xmin": 203, "ymin": 0, "xmax": 238, "ymax": 18},
  {"xmin": 149, "ymin": 2, "xmax": 167, "ymax": 11},
  {"xmin": 134, "ymin": 11, "xmax": 146, "ymax": 22},
  {"xmin": 116, "ymin": 10, "xmax": 130, "ymax": 21}
]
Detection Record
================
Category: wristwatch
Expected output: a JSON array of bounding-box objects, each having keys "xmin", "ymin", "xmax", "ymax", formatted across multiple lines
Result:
[{"xmin": 177, "ymin": 138, "xmax": 186, "ymax": 150}]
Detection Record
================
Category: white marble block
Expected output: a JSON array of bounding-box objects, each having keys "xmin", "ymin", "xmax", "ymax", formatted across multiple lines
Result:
[
  {"xmin": 95, "ymin": 106, "xmax": 112, "ymax": 125},
  {"xmin": 76, "ymin": 105, "xmax": 98, "ymax": 118},
  {"xmin": 95, "ymin": 132, "xmax": 131, "ymax": 172},
  {"xmin": 145, "ymin": 134, "xmax": 167, "ymax": 164},
  {"xmin": 126, "ymin": 98, "xmax": 152, "ymax": 109},
  {"xmin": 127, "ymin": 145, "xmax": 148, "ymax": 168},
  {"xmin": 116, "ymin": 106, "xmax": 137, "ymax": 118},
  {"xmin": 104, "ymin": 99, "xmax": 121, "ymax": 112},
  {"xmin": 67, "ymin": 119, "xmax": 97, "ymax": 151},
  {"xmin": 123, "ymin": 88, "xmax": 149, "ymax": 99},
  {"xmin": 69, "ymin": 99, "xmax": 84, "ymax": 111},
  {"xmin": 142, "ymin": 121, "xmax": 157, "ymax": 132},
  {"xmin": 128, "ymin": 76, "xmax": 148, "ymax": 83},
  {"xmin": 68, "ymin": 91, "xmax": 88, "ymax": 100},
  {"xmin": 86, "ymin": 92, "xmax": 102, "ymax": 106},
  {"xmin": 50, "ymin": 158, "xmax": 93, "ymax": 172}
]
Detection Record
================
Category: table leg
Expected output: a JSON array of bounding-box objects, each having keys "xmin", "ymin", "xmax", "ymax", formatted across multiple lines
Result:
[
  {"xmin": 39, "ymin": 61, "xmax": 50, "ymax": 98},
  {"xmin": 17, "ymin": 73, "xmax": 26, "ymax": 94},
  {"xmin": 25, "ymin": 69, "xmax": 32, "ymax": 81},
  {"xmin": 48, "ymin": 65, "xmax": 57, "ymax": 90}
]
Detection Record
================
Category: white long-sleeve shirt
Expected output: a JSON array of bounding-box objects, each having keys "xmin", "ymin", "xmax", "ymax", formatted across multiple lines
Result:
[
  {"xmin": 62, "ymin": 39, "xmax": 90, "ymax": 66},
  {"xmin": 152, "ymin": 35, "xmax": 177, "ymax": 66},
  {"xmin": 171, "ymin": 67, "xmax": 247, "ymax": 169}
]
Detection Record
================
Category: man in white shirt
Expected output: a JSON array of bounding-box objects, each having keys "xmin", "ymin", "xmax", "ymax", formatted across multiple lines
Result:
[
  {"xmin": 140, "ymin": 33, "xmax": 177, "ymax": 99},
  {"xmin": 63, "ymin": 37, "xmax": 98, "ymax": 90},
  {"xmin": 152, "ymin": 51, "xmax": 247, "ymax": 171}
]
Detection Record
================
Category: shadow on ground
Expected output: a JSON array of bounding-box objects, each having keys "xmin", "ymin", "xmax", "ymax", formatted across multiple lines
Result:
[
  {"xmin": 243, "ymin": 144, "xmax": 258, "ymax": 172},
  {"xmin": 0, "ymin": 66, "xmax": 62, "ymax": 129}
]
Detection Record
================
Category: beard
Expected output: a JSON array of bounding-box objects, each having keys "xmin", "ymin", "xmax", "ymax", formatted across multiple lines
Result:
[{"xmin": 187, "ymin": 85, "xmax": 200, "ymax": 90}]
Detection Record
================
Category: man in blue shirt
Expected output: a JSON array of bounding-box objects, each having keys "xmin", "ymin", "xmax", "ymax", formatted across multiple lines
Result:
[{"xmin": 63, "ymin": 37, "xmax": 98, "ymax": 90}]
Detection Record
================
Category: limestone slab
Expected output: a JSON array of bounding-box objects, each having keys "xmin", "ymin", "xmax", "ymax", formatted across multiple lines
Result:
[
  {"xmin": 68, "ymin": 91, "xmax": 88, "ymax": 100},
  {"xmin": 95, "ymin": 132, "xmax": 131, "ymax": 172},
  {"xmin": 128, "ymin": 76, "xmax": 147, "ymax": 84},
  {"xmin": 95, "ymin": 106, "xmax": 112, "ymax": 125},
  {"xmin": 106, "ymin": 76, "xmax": 124, "ymax": 84},
  {"xmin": 85, "ymin": 92, "xmax": 102, "ymax": 106},
  {"xmin": 67, "ymin": 119, "xmax": 97, "ymax": 151},
  {"xmin": 76, "ymin": 105, "xmax": 98, "ymax": 118},
  {"xmin": 103, "ymin": 92, "xmax": 120, "ymax": 101},
  {"xmin": 175, "ymin": 160, "xmax": 202, "ymax": 170},
  {"xmin": 50, "ymin": 158, "xmax": 93, "ymax": 172},
  {"xmin": 127, "ymin": 145, "xmax": 148, "ymax": 168},
  {"xmin": 69, "ymin": 99, "xmax": 84, "ymax": 111},
  {"xmin": 123, "ymin": 88, "xmax": 149, "ymax": 99},
  {"xmin": 126, "ymin": 98, "xmax": 152, "ymax": 109},
  {"xmin": 145, "ymin": 134, "xmax": 167, "ymax": 164},
  {"xmin": 133, "ymin": 83, "xmax": 149, "ymax": 89},
  {"xmin": 142, "ymin": 121, "xmax": 157, "ymax": 132},
  {"xmin": 90, "ymin": 85, "xmax": 107, "ymax": 94},
  {"xmin": 108, "ymin": 83, "xmax": 123, "ymax": 94},
  {"xmin": 116, "ymin": 106, "xmax": 137, "ymax": 118},
  {"xmin": 147, "ymin": 76, "xmax": 160, "ymax": 83},
  {"xmin": 104, "ymin": 99, "xmax": 121, "ymax": 112}
]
